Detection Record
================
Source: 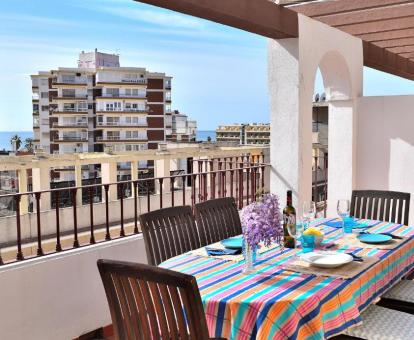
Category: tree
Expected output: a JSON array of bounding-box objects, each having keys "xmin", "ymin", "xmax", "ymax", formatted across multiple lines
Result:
[
  {"xmin": 10, "ymin": 134, "xmax": 22, "ymax": 151},
  {"xmin": 24, "ymin": 138, "xmax": 34, "ymax": 152}
]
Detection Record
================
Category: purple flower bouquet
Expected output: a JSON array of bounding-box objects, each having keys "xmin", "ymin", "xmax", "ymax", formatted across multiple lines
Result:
[
  {"xmin": 241, "ymin": 194, "xmax": 283, "ymax": 249},
  {"xmin": 240, "ymin": 194, "xmax": 282, "ymax": 273}
]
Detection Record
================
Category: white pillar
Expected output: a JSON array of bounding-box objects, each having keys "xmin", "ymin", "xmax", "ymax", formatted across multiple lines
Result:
[
  {"xmin": 327, "ymin": 100, "xmax": 357, "ymax": 216},
  {"xmin": 268, "ymin": 38, "xmax": 313, "ymax": 210},
  {"xmin": 74, "ymin": 163, "xmax": 83, "ymax": 206},
  {"xmin": 32, "ymin": 166, "xmax": 51, "ymax": 211},
  {"xmin": 131, "ymin": 160, "xmax": 138, "ymax": 197},
  {"xmin": 17, "ymin": 169, "xmax": 28, "ymax": 214},
  {"xmin": 155, "ymin": 155, "xmax": 171, "ymax": 195},
  {"xmin": 101, "ymin": 162, "xmax": 117, "ymax": 202}
]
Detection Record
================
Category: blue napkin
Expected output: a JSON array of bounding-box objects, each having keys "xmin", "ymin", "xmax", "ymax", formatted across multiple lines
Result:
[
  {"xmin": 205, "ymin": 247, "xmax": 241, "ymax": 256},
  {"xmin": 324, "ymin": 221, "xmax": 343, "ymax": 228},
  {"xmin": 323, "ymin": 220, "xmax": 370, "ymax": 229}
]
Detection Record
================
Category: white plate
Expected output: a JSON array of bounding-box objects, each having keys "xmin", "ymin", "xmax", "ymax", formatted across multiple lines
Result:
[{"xmin": 300, "ymin": 251, "xmax": 353, "ymax": 268}]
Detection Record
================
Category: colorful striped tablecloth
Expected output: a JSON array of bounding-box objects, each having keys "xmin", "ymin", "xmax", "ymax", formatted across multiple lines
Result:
[{"xmin": 160, "ymin": 219, "xmax": 414, "ymax": 340}]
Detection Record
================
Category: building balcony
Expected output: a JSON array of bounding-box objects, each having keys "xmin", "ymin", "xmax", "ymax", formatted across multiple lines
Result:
[
  {"xmin": 53, "ymin": 136, "xmax": 88, "ymax": 142},
  {"xmin": 52, "ymin": 95, "xmax": 88, "ymax": 101},
  {"xmin": 52, "ymin": 122, "xmax": 88, "ymax": 129},
  {"xmin": 96, "ymin": 122, "xmax": 147, "ymax": 128},
  {"xmin": 96, "ymin": 79, "xmax": 147, "ymax": 85},
  {"xmin": 96, "ymin": 107, "xmax": 148, "ymax": 114},
  {"xmin": 51, "ymin": 82, "xmax": 88, "ymax": 88},
  {"xmin": 52, "ymin": 109, "xmax": 88, "ymax": 115},
  {"xmin": 97, "ymin": 94, "xmax": 146, "ymax": 100},
  {"xmin": 96, "ymin": 136, "xmax": 148, "ymax": 142}
]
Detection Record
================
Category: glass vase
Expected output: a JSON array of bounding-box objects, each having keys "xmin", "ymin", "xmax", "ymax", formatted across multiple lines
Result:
[{"xmin": 242, "ymin": 240, "xmax": 257, "ymax": 274}]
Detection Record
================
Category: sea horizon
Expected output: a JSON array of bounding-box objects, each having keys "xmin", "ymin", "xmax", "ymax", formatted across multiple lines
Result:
[{"xmin": 0, "ymin": 130, "xmax": 216, "ymax": 151}]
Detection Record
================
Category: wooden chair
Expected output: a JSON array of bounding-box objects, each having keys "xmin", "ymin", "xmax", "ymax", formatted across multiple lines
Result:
[
  {"xmin": 194, "ymin": 197, "xmax": 242, "ymax": 246},
  {"xmin": 139, "ymin": 206, "xmax": 200, "ymax": 266},
  {"xmin": 350, "ymin": 190, "xmax": 410, "ymax": 226},
  {"xmin": 97, "ymin": 259, "xmax": 222, "ymax": 340}
]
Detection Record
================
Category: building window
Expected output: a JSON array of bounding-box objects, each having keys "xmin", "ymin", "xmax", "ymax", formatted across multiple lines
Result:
[
  {"xmin": 165, "ymin": 104, "xmax": 171, "ymax": 113},
  {"xmin": 105, "ymin": 102, "xmax": 121, "ymax": 111},
  {"xmin": 62, "ymin": 89, "xmax": 75, "ymax": 97},
  {"xmin": 106, "ymin": 88, "xmax": 119, "ymax": 97},
  {"xmin": 40, "ymin": 78, "xmax": 48, "ymax": 86},
  {"xmin": 78, "ymin": 102, "xmax": 87, "ymax": 111},
  {"xmin": 62, "ymin": 75, "xmax": 76, "ymax": 83},
  {"xmin": 41, "ymin": 105, "xmax": 49, "ymax": 111},
  {"xmin": 40, "ymin": 92, "xmax": 49, "ymax": 99}
]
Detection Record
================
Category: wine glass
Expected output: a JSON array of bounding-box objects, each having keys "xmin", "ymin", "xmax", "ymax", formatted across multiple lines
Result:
[
  {"xmin": 337, "ymin": 199, "xmax": 350, "ymax": 219},
  {"xmin": 302, "ymin": 201, "xmax": 316, "ymax": 229},
  {"xmin": 337, "ymin": 199, "xmax": 350, "ymax": 232},
  {"xmin": 287, "ymin": 219, "xmax": 304, "ymax": 249}
]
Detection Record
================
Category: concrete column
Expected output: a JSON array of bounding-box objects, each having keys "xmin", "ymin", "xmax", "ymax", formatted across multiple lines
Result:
[
  {"xmin": 32, "ymin": 166, "xmax": 51, "ymax": 211},
  {"xmin": 268, "ymin": 38, "xmax": 313, "ymax": 210},
  {"xmin": 74, "ymin": 163, "xmax": 83, "ymax": 206},
  {"xmin": 327, "ymin": 100, "xmax": 357, "ymax": 216},
  {"xmin": 155, "ymin": 155, "xmax": 171, "ymax": 194},
  {"xmin": 17, "ymin": 169, "xmax": 28, "ymax": 214},
  {"xmin": 131, "ymin": 160, "xmax": 138, "ymax": 197},
  {"xmin": 101, "ymin": 162, "xmax": 117, "ymax": 202}
]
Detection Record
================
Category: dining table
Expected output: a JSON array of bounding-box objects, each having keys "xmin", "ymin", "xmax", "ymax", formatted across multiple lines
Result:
[{"xmin": 159, "ymin": 218, "xmax": 414, "ymax": 340}]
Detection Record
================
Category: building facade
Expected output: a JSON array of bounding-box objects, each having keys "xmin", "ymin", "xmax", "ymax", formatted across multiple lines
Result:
[
  {"xmin": 165, "ymin": 110, "xmax": 197, "ymax": 143},
  {"xmin": 31, "ymin": 50, "xmax": 173, "ymax": 154},
  {"xmin": 216, "ymin": 123, "xmax": 270, "ymax": 145}
]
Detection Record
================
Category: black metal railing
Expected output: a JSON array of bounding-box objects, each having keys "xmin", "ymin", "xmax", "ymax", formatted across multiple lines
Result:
[{"xmin": 0, "ymin": 155, "xmax": 268, "ymax": 265}]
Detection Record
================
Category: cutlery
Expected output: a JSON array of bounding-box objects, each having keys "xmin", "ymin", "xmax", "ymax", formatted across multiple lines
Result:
[
  {"xmin": 346, "ymin": 252, "xmax": 364, "ymax": 262},
  {"xmin": 359, "ymin": 231, "xmax": 402, "ymax": 240}
]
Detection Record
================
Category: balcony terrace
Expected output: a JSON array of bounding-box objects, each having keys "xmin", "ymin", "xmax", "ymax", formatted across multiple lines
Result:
[
  {"xmin": 52, "ymin": 95, "xmax": 88, "ymax": 101},
  {"xmin": 96, "ymin": 107, "xmax": 148, "ymax": 114},
  {"xmin": 4, "ymin": 1, "xmax": 414, "ymax": 340}
]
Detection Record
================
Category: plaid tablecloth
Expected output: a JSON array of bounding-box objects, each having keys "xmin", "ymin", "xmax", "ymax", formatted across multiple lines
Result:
[{"xmin": 160, "ymin": 219, "xmax": 414, "ymax": 339}]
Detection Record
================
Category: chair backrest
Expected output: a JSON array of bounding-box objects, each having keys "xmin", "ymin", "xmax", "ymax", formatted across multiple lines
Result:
[
  {"xmin": 194, "ymin": 197, "xmax": 242, "ymax": 246},
  {"xmin": 350, "ymin": 190, "xmax": 411, "ymax": 225},
  {"xmin": 139, "ymin": 206, "xmax": 200, "ymax": 265},
  {"xmin": 97, "ymin": 259, "xmax": 210, "ymax": 340}
]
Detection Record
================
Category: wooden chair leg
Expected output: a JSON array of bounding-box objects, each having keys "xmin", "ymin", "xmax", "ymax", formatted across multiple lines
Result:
[{"xmin": 377, "ymin": 297, "xmax": 414, "ymax": 315}]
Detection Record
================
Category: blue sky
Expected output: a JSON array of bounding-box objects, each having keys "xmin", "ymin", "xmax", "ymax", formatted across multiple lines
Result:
[{"xmin": 0, "ymin": 0, "xmax": 414, "ymax": 131}]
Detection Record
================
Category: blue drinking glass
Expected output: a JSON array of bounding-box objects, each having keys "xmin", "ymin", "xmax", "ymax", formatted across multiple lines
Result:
[
  {"xmin": 343, "ymin": 216, "xmax": 355, "ymax": 234},
  {"xmin": 302, "ymin": 234, "xmax": 315, "ymax": 253}
]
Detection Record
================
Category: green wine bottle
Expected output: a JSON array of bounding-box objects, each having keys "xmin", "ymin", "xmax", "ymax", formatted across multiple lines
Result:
[{"xmin": 283, "ymin": 190, "xmax": 296, "ymax": 248}]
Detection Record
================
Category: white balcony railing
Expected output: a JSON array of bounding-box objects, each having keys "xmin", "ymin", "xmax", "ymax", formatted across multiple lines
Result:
[
  {"xmin": 97, "ymin": 121, "xmax": 147, "ymax": 127},
  {"xmin": 97, "ymin": 107, "xmax": 148, "ymax": 113},
  {"xmin": 53, "ymin": 122, "xmax": 88, "ymax": 128},
  {"xmin": 97, "ymin": 136, "xmax": 147, "ymax": 141}
]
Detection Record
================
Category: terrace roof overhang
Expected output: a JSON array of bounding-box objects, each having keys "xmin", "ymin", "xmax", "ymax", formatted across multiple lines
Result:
[{"xmin": 133, "ymin": 0, "xmax": 414, "ymax": 81}]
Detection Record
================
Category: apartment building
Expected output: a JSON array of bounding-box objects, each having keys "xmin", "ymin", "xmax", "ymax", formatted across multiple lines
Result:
[
  {"xmin": 216, "ymin": 123, "xmax": 270, "ymax": 145},
  {"xmin": 165, "ymin": 110, "xmax": 197, "ymax": 143},
  {"xmin": 31, "ymin": 50, "xmax": 172, "ymax": 154}
]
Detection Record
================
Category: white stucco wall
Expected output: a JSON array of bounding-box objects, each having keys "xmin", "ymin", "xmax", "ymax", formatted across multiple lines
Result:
[
  {"xmin": 356, "ymin": 95, "xmax": 414, "ymax": 225},
  {"xmin": 0, "ymin": 236, "xmax": 147, "ymax": 340},
  {"xmin": 268, "ymin": 15, "xmax": 363, "ymax": 214}
]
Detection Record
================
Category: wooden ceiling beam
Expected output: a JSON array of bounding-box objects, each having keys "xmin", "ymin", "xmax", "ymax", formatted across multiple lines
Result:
[
  {"xmin": 400, "ymin": 52, "xmax": 414, "ymax": 58},
  {"xmin": 133, "ymin": 0, "xmax": 298, "ymax": 39},
  {"xmin": 288, "ymin": 0, "xmax": 413, "ymax": 17},
  {"xmin": 389, "ymin": 45, "xmax": 414, "ymax": 54},
  {"xmin": 315, "ymin": 3, "xmax": 414, "ymax": 27},
  {"xmin": 133, "ymin": 0, "xmax": 414, "ymax": 81},
  {"xmin": 358, "ymin": 28, "xmax": 414, "ymax": 43},
  {"xmin": 336, "ymin": 16, "xmax": 414, "ymax": 35},
  {"xmin": 363, "ymin": 41, "xmax": 414, "ymax": 81},
  {"xmin": 375, "ymin": 37, "xmax": 414, "ymax": 48}
]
